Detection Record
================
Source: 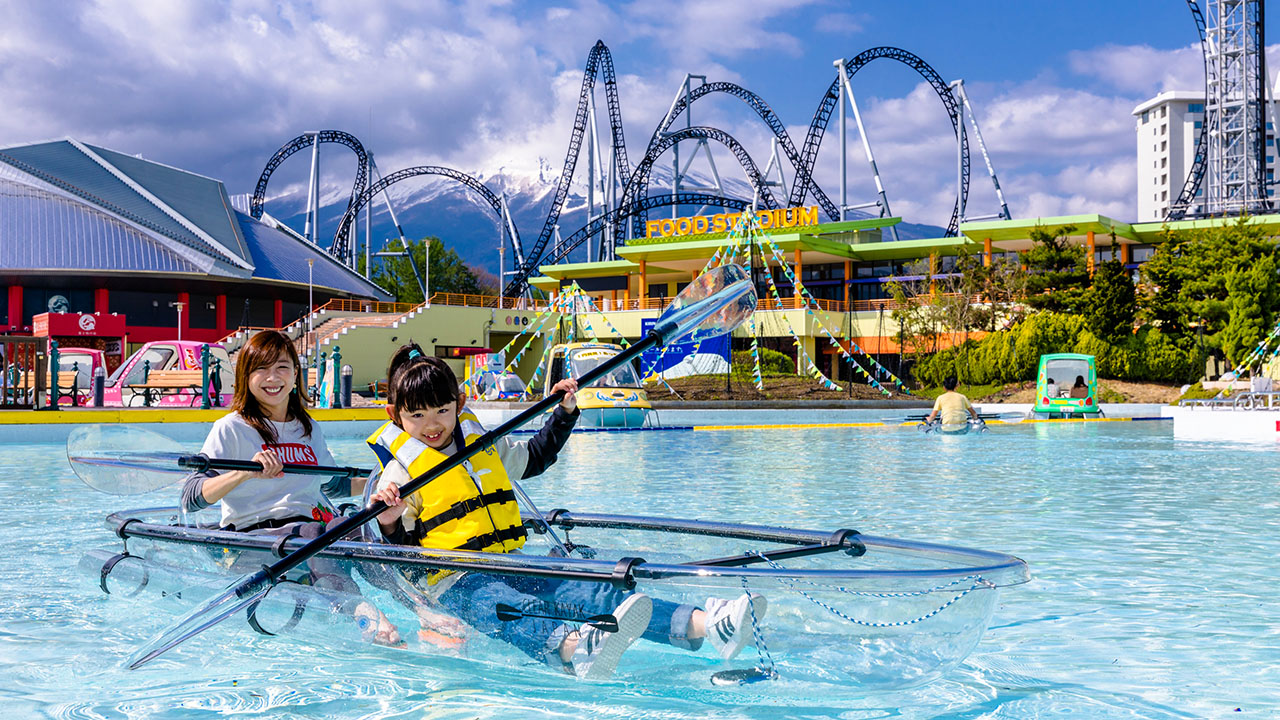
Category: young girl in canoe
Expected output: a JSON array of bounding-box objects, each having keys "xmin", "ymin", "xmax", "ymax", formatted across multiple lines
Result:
[
  {"xmin": 180, "ymin": 329, "xmax": 400, "ymax": 646},
  {"xmin": 369, "ymin": 344, "xmax": 765, "ymax": 679}
]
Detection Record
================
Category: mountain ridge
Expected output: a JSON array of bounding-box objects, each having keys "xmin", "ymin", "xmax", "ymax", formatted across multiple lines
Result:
[{"xmin": 240, "ymin": 168, "xmax": 948, "ymax": 280}]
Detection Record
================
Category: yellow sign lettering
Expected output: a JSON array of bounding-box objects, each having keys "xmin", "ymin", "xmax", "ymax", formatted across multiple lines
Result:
[{"xmin": 645, "ymin": 206, "xmax": 821, "ymax": 238}]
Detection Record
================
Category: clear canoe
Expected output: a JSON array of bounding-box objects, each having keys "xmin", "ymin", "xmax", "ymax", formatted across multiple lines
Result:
[{"xmin": 83, "ymin": 507, "xmax": 1030, "ymax": 691}]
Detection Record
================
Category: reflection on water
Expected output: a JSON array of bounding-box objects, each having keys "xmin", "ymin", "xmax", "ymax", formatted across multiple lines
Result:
[{"xmin": 0, "ymin": 420, "xmax": 1276, "ymax": 717}]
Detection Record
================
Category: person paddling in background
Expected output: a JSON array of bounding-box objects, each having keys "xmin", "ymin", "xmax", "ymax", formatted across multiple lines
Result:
[
  {"xmin": 1069, "ymin": 375, "xmax": 1089, "ymax": 398},
  {"xmin": 925, "ymin": 375, "xmax": 980, "ymax": 431},
  {"xmin": 180, "ymin": 330, "xmax": 401, "ymax": 646},
  {"xmin": 369, "ymin": 344, "xmax": 767, "ymax": 680}
]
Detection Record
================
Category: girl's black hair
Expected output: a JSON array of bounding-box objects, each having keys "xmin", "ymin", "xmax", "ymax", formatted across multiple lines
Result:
[{"xmin": 387, "ymin": 343, "xmax": 460, "ymax": 412}]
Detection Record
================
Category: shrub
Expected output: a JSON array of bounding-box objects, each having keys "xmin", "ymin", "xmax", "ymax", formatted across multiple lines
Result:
[
  {"xmin": 911, "ymin": 313, "xmax": 1203, "ymax": 386},
  {"xmin": 732, "ymin": 347, "xmax": 796, "ymax": 375}
]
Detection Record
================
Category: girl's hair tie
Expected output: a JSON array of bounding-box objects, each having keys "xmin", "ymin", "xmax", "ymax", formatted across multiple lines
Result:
[{"xmin": 408, "ymin": 349, "xmax": 421, "ymax": 359}]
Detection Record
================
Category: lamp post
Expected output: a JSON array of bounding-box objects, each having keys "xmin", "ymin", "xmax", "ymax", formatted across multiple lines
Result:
[
  {"xmin": 168, "ymin": 301, "xmax": 186, "ymax": 342},
  {"xmin": 307, "ymin": 258, "xmax": 315, "ymax": 393}
]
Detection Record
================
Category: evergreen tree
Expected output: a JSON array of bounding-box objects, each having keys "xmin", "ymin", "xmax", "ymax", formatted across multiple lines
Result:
[
  {"xmin": 1024, "ymin": 225, "xmax": 1090, "ymax": 313},
  {"xmin": 364, "ymin": 237, "xmax": 490, "ymax": 304},
  {"xmin": 1138, "ymin": 216, "xmax": 1280, "ymax": 349},
  {"xmin": 1087, "ymin": 259, "xmax": 1136, "ymax": 341},
  {"xmin": 1221, "ymin": 255, "xmax": 1279, "ymax": 368}
]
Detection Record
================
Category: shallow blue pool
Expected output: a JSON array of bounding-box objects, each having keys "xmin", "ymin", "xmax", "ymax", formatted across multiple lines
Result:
[{"xmin": 1, "ymin": 417, "xmax": 1277, "ymax": 718}]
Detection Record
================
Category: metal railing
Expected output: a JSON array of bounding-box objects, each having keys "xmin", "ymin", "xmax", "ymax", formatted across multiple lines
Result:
[
  {"xmin": 321, "ymin": 299, "xmax": 421, "ymax": 314},
  {"xmin": 1179, "ymin": 391, "xmax": 1280, "ymax": 410},
  {"xmin": 0, "ymin": 335, "xmax": 44, "ymax": 410}
]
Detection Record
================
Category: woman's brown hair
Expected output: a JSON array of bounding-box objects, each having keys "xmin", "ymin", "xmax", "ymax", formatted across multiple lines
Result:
[{"xmin": 231, "ymin": 330, "xmax": 312, "ymax": 444}]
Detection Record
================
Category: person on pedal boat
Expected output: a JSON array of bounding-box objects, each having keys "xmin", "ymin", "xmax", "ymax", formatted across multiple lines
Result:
[
  {"xmin": 179, "ymin": 330, "xmax": 401, "ymax": 646},
  {"xmin": 925, "ymin": 375, "xmax": 980, "ymax": 432},
  {"xmin": 369, "ymin": 344, "xmax": 766, "ymax": 679}
]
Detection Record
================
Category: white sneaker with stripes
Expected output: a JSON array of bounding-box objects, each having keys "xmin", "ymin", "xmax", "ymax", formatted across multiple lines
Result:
[
  {"xmin": 704, "ymin": 592, "xmax": 767, "ymax": 661},
  {"xmin": 570, "ymin": 593, "xmax": 652, "ymax": 680}
]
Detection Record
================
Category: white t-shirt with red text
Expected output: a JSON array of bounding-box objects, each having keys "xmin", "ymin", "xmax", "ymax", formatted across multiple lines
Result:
[{"xmin": 201, "ymin": 412, "xmax": 338, "ymax": 530}]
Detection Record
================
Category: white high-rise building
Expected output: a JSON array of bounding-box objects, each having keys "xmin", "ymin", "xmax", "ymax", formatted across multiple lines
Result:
[{"xmin": 1133, "ymin": 90, "xmax": 1277, "ymax": 222}]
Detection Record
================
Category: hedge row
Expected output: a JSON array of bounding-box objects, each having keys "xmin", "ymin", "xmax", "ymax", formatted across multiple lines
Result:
[{"xmin": 912, "ymin": 313, "xmax": 1202, "ymax": 385}]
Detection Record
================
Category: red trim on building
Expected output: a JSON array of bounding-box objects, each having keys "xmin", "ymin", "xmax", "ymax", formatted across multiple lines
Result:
[
  {"xmin": 94, "ymin": 287, "xmax": 109, "ymax": 314},
  {"xmin": 273, "ymin": 299, "xmax": 283, "ymax": 328},
  {"xmin": 7, "ymin": 285, "xmax": 21, "ymax": 332}
]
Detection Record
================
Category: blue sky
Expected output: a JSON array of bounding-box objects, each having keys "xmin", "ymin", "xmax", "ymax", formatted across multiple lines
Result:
[{"xmin": 0, "ymin": 0, "xmax": 1273, "ymax": 231}]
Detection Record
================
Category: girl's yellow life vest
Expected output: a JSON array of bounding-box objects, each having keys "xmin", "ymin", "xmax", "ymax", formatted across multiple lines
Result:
[{"xmin": 366, "ymin": 410, "xmax": 526, "ymax": 554}]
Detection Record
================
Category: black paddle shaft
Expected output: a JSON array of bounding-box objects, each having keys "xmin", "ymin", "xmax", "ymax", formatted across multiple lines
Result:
[
  {"xmin": 177, "ymin": 455, "xmax": 371, "ymax": 478},
  {"xmin": 254, "ymin": 329, "xmax": 667, "ymax": 584}
]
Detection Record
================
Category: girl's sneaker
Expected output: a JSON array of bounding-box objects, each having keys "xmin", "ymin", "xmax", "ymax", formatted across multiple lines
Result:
[
  {"xmin": 570, "ymin": 593, "xmax": 652, "ymax": 680},
  {"xmin": 705, "ymin": 592, "xmax": 767, "ymax": 660}
]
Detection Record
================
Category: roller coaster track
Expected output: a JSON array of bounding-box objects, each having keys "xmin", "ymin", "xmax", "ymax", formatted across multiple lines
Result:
[
  {"xmin": 332, "ymin": 165, "xmax": 515, "ymax": 261},
  {"xmin": 501, "ymin": 124, "xmax": 773, "ymax": 297},
  {"xmin": 514, "ymin": 41, "xmax": 631, "ymax": 288},
  {"xmin": 615, "ymin": 126, "xmax": 778, "ymax": 248},
  {"xmin": 644, "ymin": 81, "xmax": 840, "ymax": 222},
  {"xmin": 1168, "ymin": 0, "xmax": 1211, "ymax": 221},
  {"xmin": 256, "ymin": 43, "xmax": 976, "ymax": 296},
  {"xmin": 539, "ymin": 192, "xmax": 752, "ymax": 270},
  {"xmin": 791, "ymin": 47, "xmax": 969, "ymax": 237},
  {"xmin": 249, "ymin": 131, "xmax": 369, "ymax": 238}
]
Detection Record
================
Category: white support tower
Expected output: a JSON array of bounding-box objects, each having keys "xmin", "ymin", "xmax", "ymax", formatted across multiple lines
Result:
[
  {"xmin": 1205, "ymin": 0, "xmax": 1268, "ymax": 214},
  {"xmin": 760, "ymin": 137, "xmax": 790, "ymax": 199},
  {"xmin": 584, "ymin": 90, "xmax": 620, "ymax": 262},
  {"xmin": 663, "ymin": 75, "xmax": 725, "ymax": 221},
  {"xmin": 303, "ymin": 131, "xmax": 320, "ymax": 247},
  {"xmin": 950, "ymin": 79, "xmax": 1012, "ymax": 221},
  {"xmin": 834, "ymin": 59, "xmax": 899, "ymax": 241}
]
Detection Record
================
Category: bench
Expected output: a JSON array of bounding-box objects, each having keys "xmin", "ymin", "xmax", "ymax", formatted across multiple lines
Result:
[
  {"xmin": 126, "ymin": 369, "xmax": 208, "ymax": 407},
  {"xmin": 6, "ymin": 370, "xmax": 86, "ymax": 406}
]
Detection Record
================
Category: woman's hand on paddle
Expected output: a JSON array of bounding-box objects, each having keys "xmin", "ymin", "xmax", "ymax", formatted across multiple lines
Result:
[
  {"xmin": 371, "ymin": 483, "xmax": 405, "ymax": 526},
  {"xmin": 250, "ymin": 449, "xmax": 284, "ymax": 479},
  {"xmin": 552, "ymin": 378, "xmax": 579, "ymax": 411}
]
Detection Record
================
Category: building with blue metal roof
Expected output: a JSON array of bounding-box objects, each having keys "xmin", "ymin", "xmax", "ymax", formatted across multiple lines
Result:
[{"xmin": 0, "ymin": 138, "xmax": 390, "ymax": 351}]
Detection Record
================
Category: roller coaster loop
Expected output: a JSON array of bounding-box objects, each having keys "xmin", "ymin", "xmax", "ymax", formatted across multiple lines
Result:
[
  {"xmin": 790, "ymin": 46, "xmax": 969, "ymax": 237},
  {"xmin": 250, "ymin": 131, "xmax": 369, "ymax": 226},
  {"xmin": 613, "ymin": 125, "xmax": 778, "ymax": 253},
  {"xmin": 514, "ymin": 40, "xmax": 631, "ymax": 292},
  {"xmin": 332, "ymin": 165, "xmax": 518, "ymax": 264}
]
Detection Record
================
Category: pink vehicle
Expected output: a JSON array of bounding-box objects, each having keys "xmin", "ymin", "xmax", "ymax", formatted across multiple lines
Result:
[
  {"xmin": 93, "ymin": 341, "xmax": 235, "ymax": 407},
  {"xmin": 50, "ymin": 347, "xmax": 106, "ymax": 406}
]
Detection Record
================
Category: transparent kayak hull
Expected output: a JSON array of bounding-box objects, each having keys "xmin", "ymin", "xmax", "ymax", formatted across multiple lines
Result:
[{"xmin": 84, "ymin": 507, "xmax": 1030, "ymax": 691}]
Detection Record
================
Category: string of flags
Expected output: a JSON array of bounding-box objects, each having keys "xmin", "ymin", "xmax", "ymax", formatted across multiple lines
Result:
[
  {"xmin": 757, "ymin": 232, "xmax": 911, "ymax": 396},
  {"xmin": 757, "ymin": 247, "xmax": 847, "ymax": 393}
]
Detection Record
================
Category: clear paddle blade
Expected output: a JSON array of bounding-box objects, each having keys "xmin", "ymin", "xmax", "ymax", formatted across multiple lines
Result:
[
  {"xmin": 653, "ymin": 263, "xmax": 755, "ymax": 345},
  {"xmin": 67, "ymin": 425, "xmax": 189, "ymax": 495},
  {"xmin": 126, "ymin": 571, "xmax": 272, "ymax": 670}
]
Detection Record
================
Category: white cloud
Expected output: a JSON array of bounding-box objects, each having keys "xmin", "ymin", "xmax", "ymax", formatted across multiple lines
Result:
[
  {"xmin": 0, "ymin": 1, "xmax": 1241, "ymax": 238},
  {"xmin": 1068, "ymin": 43, "xmax": 1204, "ymax": 94},
  {"xmin": 814, "ymin": 13, "xmax": 867, "ymax": 36}
]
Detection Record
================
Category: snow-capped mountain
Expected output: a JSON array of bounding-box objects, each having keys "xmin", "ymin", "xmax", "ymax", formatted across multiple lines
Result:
[{"xmin": 242, "ymin": 164, "xmax": 944, "ymax": 281}]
